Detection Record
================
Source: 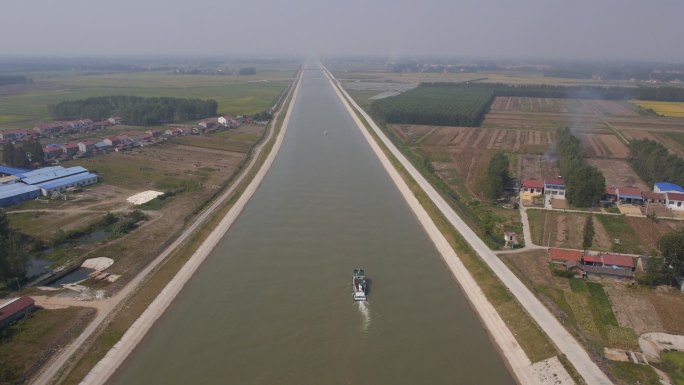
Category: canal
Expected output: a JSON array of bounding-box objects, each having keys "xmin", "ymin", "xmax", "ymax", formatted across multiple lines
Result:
[{"xmin": 111, "ymin": 64, "xmax": 514, "ymax": 385}]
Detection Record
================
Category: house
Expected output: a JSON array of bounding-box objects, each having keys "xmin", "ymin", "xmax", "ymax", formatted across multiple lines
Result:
[
  {"xmin": 0, "ymin": 130, "xmax": 29, "ymax": 142},
  {"xmin": 581, "ymin": 253, "xmax": 635, "ymax": 278},
  {"xmin": 604, "ymin": 186, "xmax": 618, "ymax": 202},
  {"xmin": 544, "ymin": 178, "xmax": 566, "ymax": 200},
  {"xmin": 62, "ymin": 143, "xmax": 80, "ymax": 156},
  {"xmin": 165, "ymin": 127, "xmax": 184, "ymax": 136},
  {"xmin": 0, "ymin": 296, "xmax": 36, "ymax": 330},
  {"xmin": 666, "ymin": 192, "xmax": 684, "ymax": 211},
  {"xmin": 94, "ymin": 142, "xmax": 110, "ymax": 153},
  {"xmin": 33, "ymin": 122, "xmax": 64, "ymax": 136},
  {"xmin": 582, "ymin": 253, "xmax": 634, "ymax": 270},
  {"xmin": 503, "ymin": 232, "xmax": 518, "ymax": 248},
  {"xmin": 77, "ymin": 140, "xmax": 97, "ymax": 153},
  {"xmin": 44, "ymin": 146, "xmax": 64, "ymax": 160},
  {"xmin": 218, "ymin": 116, "xmax": 239, "ymax": 127},
  {"xmin": 145, "ymin": 128, "xmax": 162, "ymax": 138},
  {"xmin": 617, "ymin": 186, "xmax": 643, "ymax": 204},
  {"xmin": 654, "ymin": 182, "xmax": 684, "ymax": 194},
  {"xmin": 521, "ymin": 179, "xmax": 544, "ymax": 197},
  {"xmin": 198, "ymin": 118, "xmax": 217, "ymax": 129},
  {"xmin": 642, "ymin": 191, "xmax": 666, "ymax": 204},
  {"xmin": 549, "ymin": 248, "xmax": 583, "ymax": 264},
  {"xmin": 103, "ymin": 137, "xmax": 123, "ymax": 147}
]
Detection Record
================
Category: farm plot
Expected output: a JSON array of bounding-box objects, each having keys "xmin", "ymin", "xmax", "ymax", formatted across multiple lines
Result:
[
  {"xmin": 632, "ymin": 100, "xmax": 684, "ymax": 117},
  {"xmin": 483, "ymin": 111, "xmax": 610, "ymax": 131},
  {"xmin": 578, "ymin": 134, "xmax": 630, "ymax": 158},
  {"xmin": 588, "ymin": 159, "xmax": 648, "ymax": 190},
  {"xmin": 490, "ymin": 97, "xmax": 638, "ymax": 116},
  {"xmin": 417, "ymin": 126, "xmax": 554, "ymax": 153}
]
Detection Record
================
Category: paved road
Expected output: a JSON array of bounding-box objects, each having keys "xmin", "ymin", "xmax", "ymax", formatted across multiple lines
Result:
[
  {"xmin": 326, "ymin": 68, "xmax": 614, "ymax": 385},
  {"xmin": 29, "ymin": 76, "xmax": 299, "ymax": 385}
]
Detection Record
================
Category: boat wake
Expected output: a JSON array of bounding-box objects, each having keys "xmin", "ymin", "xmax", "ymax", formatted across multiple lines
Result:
[{"xmin": 356, "ymin": 301, "xmax": 370, "ymax": 332}]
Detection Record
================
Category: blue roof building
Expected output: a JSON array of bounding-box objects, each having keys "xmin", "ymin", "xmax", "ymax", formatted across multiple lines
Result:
[
  {"xmin": 0, "ymin": 166, "xmax": 30, "ymax": 177},
  {"xmin": 18, "ymin": 166, "xmax": 64, "ymax": 179},
  {"xmin": 38, "ymin": 173, "xmax": 98, "ymax": 195},
  {"xmin": 0, "ymin": 183, "xmax": 41, "ymax": 207},
  {"xmin": 654, "ymin": 182, "xmax": 684, "ymax": 194},
  {"xmin": 21, "ymin": 166, "xmax": 88, "ymax": 185}
]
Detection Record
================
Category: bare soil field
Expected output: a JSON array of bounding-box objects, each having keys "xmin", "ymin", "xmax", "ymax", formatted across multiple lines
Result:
[
  {"xmin": 410, "ymin": 125, "xmax": 555, "ymax": 153},
  {"xmin": 578, "ymin": 134, "xmax": 630, "ymax": 158},
  {"xmin": 483, "ymin": 111, "xmax": 610, "ymax": 131},
  {"xmin": 527, "ymin": 210, "xmax": 684, "ymax": 253},
  {"xmin": 491, "ymin": 97, "xmax": 638, "ymax": 116},
  {"xmin": 519, "ymin": 154, "xmax": 542, "ymax": 180},
  {"xmin": 588, "ymin": 159, "xmax": 648, "ymax": 190}
]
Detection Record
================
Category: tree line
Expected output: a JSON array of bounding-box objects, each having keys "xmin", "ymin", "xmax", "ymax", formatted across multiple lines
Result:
[
  {"xmin": 628, "ymin": 139, "xmax": 684, "ymax": 187},
  {"xmin": 0, "ymin": 75, "xmax": 31, "ymax": 87},
  {"xmin": 370, "ymin": 85, "xmax": 494, "ymax": 127},
  {"xmin": 2, "ymin": 141, "xmax": 44, "ymax": 167},
  {"xmin": 0, "ymin": 211, "xmax": 31, "ymax": 289},
  {"xmin": 481, "ymin": 151, "xmax": 510, "ymax": 201},
  {"xmin": 556, "ymin": 128, "xmax": 606, "ymax": 207},
  {"xmin": 422, "ymin": 81, "xmax": 684, "ymax": 102},
  {"xmin": 48, "ymin": 95, "xmax": 218, "ymax": 126}
]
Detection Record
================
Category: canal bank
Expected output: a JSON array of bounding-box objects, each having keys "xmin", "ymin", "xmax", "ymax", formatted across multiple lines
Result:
[
  {"xmin": 105, "ymin": 63, "xmax": 515, "ymax": 385},
  {"xmin": 325, "ymin": 67, "xmax": 612, "ymax": 385}
]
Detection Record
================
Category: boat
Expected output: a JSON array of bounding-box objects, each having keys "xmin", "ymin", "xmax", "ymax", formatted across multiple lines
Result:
[{"xmin": 353, "ymin": 268, "xmax": 368, "ymax": 301}]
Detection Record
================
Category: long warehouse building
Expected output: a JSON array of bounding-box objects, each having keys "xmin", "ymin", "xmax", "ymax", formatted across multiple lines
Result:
[
  {"xmin": 38, "ymin": 172, "xmax": 98, "ymax": 196},
  {"xmin": 0, "ymin": 183, "xmax": 42, "ymax": 207},
  {"xmin": 20, "ymin": 166, "xmax": 90, "ymax": 185}
]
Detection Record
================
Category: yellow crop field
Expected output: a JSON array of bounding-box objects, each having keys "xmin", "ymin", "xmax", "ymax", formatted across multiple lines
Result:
[{"xmin": 633, "ymin": 100, "xmax": 684, "ymax": 117}]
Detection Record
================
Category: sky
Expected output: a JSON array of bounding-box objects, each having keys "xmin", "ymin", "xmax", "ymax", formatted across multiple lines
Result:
[{"xmin": 2, "ymin": 0, "xmax": 683, "ymax": 62}]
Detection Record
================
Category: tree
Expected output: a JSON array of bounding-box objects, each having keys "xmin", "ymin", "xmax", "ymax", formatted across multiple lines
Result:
[
  {"xmin": 238, "ymin": 67, "xmax": 256, "ymax": 75},
  {"xmin": 481, "ymin": 151, "xmax": 509, "ymax": 201},
  {"xmin": 657, "ymin": 230, "xmax": 684, "ymax": 285},
  {"xmin": 582, "ymin": 215, "xmax": 594, "ymax": 250},
  {"xmin": 2, "ymin": 142, "xmax": 15, "ymax": 166}
]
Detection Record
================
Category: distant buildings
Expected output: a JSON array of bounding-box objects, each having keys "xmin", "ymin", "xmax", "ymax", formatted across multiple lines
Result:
[{"xmin": 549, "ymin": 248, "xmax": 635, "ymax": 279}]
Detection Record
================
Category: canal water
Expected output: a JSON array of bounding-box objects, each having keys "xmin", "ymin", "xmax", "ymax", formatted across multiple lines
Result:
[{"xmin": 111, "ymin": 65, "xmax": 514, "ymax": 385}]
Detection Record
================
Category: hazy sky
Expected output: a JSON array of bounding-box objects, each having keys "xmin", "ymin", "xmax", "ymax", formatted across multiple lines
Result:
[{"xmin": 2, "ymin": 0, "xmax": 683, "ymax": 62}]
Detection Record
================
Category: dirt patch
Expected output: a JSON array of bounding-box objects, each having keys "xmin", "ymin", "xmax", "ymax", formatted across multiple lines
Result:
[
  {"xmin": 588, "ymin": 159, "xmax": 648, "ymax": 190},
  {"xmin": 650, "ymin": 291, "xmax": 684, "ymax": 334},
  {"xmin": 626, "ymin": 217, "xmax": 680, "ymax": 253},
  {"xmin": 604, "ymin": 283, "xmax": 663, "ymax": 335}
]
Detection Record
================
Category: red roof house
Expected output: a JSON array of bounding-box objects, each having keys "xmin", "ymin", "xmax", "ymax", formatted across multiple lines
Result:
[
  {"xmin": 0, "ymin": 296, "xmax": 36, "ymax": 330},
  {"xmin": 549, "ymin": 248, "xmax": 583, "ymax": 263}
]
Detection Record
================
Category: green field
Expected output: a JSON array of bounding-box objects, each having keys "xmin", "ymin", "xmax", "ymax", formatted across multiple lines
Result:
[
  {"xmin": 596, "ymin": 214, "xmax": 644, "ymax": 254},
  {"xmin": 0, "ymin": 71, "xmax": 295, "ymax": 128}
]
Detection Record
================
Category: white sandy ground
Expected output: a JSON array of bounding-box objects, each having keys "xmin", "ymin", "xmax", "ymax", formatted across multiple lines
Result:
[
  {"xmin": 324, "ymin": 66, "xmax": 614, "ymax": 384},
  {"xmin": 29, "ymin": 77, "xmax": 299, "ymax": 385},
  {"xmin": 80, "ymin": 257, "xmax": 114, "ymax": 271},
  {"xmin": 126, "ymin": 190, "xmax": 164, "ymax": 205},
  {"xmin": 640, "ymin": 332, "xmax": 684, "ymax": 361},
  {"xmin": 76, "ymin": 76, "xmax": 302, "ymax": 385}
]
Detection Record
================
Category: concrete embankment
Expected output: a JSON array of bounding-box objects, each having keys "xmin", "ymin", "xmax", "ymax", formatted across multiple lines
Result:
[
  {"xmin": 322, "ymin": 69, "xmax": 540, "ymax": 385},
  {"xmin": 324, "ymin": 67, "xmax": 613, "ymax": 385},
  {"xmin": 78, "ymin": 74, "xmax": 302, "ymax": 385}
]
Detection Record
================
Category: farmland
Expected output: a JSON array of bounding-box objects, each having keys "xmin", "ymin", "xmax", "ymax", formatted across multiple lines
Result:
[
  {"xmin": 500, "ymin": 249, "xmax": 680, "ymax": 385},
  {"xmin": 0, "ymin": 70, "xmax": 295, "ymax": 128},
  {"xmin": 526, "ymin": 210, "xmax": 683, "ymax": 254},
  {"xmin": 633, "ymin": 100, "xmax": 684, "ymax": 117}
]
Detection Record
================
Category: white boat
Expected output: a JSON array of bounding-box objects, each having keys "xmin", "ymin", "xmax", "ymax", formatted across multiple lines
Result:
[{"xmin": 353, "ymin": 268, "xmax": 368, "ymax": 301}]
